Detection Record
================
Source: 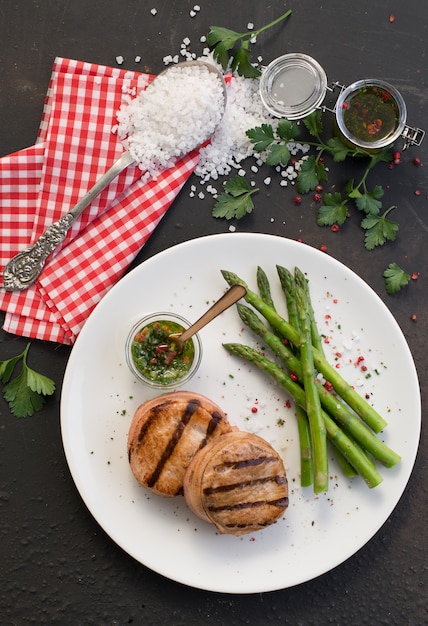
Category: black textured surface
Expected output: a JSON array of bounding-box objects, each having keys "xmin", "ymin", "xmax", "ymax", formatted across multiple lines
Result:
[{"xmin": 0, "ymin": 1, "xmax": 427, "ymax": 624}]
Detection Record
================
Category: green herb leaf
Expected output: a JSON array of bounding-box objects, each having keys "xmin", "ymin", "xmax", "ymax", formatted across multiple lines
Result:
[
  {"xmin": 297, "ymin": 156, "xmax": 327, "ymax": 194},
  {"xmin": 206, "ymin": 26, "xmax": 241, "ymax": 49},
  {"xmin": 212, "ymin": 175, "xmax": 259, "ymax": 219},
  {"xmin": 230, "ymin": 46, "xmax": 261, "ymax": 78},
  {"xmin": 246, "ymin": 124, "xmax": 275, "ymax": 152},
  {"xmin": 355, "ymin": 185, "xmax": 384, "ymax": 215},
  {"xmin": 326, "ymin": 137, "xmax": 350, "ymax": 162},
  {"xmin": 303, "ymin": 111, "xmax": 323, "ymax": 138},
  {"xmin": 317, "ymin": 193, "xmax": 348, "ymax": 226},
  {"xmin": 0, "ymin": 352, "xmax": 24, "ymax": 384},
  {"xmin": 3, "ymin": 370, "xmax": 48, "ymax": 417},
  {"xmin": 383, "ymin": 263, "xmax": 411, "ymax": 294},
  {"xmin": 276, "ymin": 118, "xmax": 300, "ymax": 142},
  {"xmin": 209, "ymin": 40, "xmax": 233, "ymax": 70},
  {"xmin": 361, "ymin": 206, "xmax": 399, "ymax": 250},
  {"xmin": 0, "ymin": 343, "xmax": 55, "ymax": 418},
  {"xmin": 266, "ymin": 143, "xmax": 291, "ymax": 167}
]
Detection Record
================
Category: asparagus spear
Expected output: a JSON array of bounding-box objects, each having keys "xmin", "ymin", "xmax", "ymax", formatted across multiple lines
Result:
[
  {"xmin": 221, "ymin": 270, "xmax": 388, "ymax": 434},
  {"xmin": 295, "ymin": 279, "xmax": 329, "ymax": 493},
  {"xmin": 292, "ymin": 267, "xmax": 357, "ymax": 476},
  {"xmin": 294, "ymin": 266, "xmax": 325, "ymax": 355},
  {"xmin": 276, "ymin": 264, "xmax": 300, "ymax": 334},
  {"xmin": 257, "ymin": 266, "xmax": 276, "ymax": 310},
  {"xmin": 223, "ymin": 343, "xmax": 384, "ymax": 488},
  {"xmin": 236, "ymin": 303, "xmax": 400, "ymax": 468},
  {"xmin": 257, "ymin": 266, "xmax": 314, "ymax": 487}
]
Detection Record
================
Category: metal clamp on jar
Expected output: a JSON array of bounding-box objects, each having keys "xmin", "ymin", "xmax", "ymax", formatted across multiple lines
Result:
[{"xmin": 259, "ymin": 53, "xmax": 425, "ymax": 151}]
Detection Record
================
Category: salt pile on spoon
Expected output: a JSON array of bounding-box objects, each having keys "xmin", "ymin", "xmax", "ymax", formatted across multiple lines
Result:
[{"xmin": 117, "ymin": 63, "xmax": 225, "ymax": 181}]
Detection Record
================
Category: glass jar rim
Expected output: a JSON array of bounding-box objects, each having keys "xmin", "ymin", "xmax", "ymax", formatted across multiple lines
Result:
[
  {"xmin": 125, "ymin": 312, "xmax": 203, "ymax": 389},
  {"xmin": 335, "ymin": 78, "xmax": 407, "ymax": 150},
  {"xmin": 259, "ymin": 53, "xmax": 328, "ymax": 119}
]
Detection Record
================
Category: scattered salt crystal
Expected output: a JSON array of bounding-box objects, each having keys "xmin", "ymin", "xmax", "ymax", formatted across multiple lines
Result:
[
  {"xmin": 229, "ymin": 224, "xmax": 237, "ymax": 232},
  {"xmin": 116, "ymin": 56, "xmax": 124, "ymax": 65},
  {"xmin": 200, "ymin": 35, "xmax": 207, "ymax": 43},
  {"xmin": 280, "ymin": 180, "xmax": 288, "ymax": 186},
  {"xmin": 238, "ymin": 168, "xmax": 246, "ymax": 177},
  {"xmin": 135, "ymin": 56, "xmax": 141, "ymax": 63},
  {"xmin": 150, "ymin": 8, "xmax": 157, "ymax": 15},
  {"xmin": 190, "ymin": 10, "xmax": 196, "ymax": 17},
  {"xmin": 198, "ymin": 191, "xmax": 205, "ymax": 199},
  {"xmin": 264, "ymin": 177, "xmax": 271, "ymax": 185},
  {"xmin": 247, "ymin": 23, "xmax": 254, "ymax": 30},
  {"xmin": 183, "ymin": 37, "xmax": 191, "ymax": 46},
  {"xmin": 251, "ymin": 165, "xmax": 258, "ymax": 173},
  {"xmin": 193, "ymin": 4, "xmax": 200, "ymax": 10}
]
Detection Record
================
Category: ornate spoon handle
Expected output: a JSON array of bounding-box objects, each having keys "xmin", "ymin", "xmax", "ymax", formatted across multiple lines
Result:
[{"xmin": 2, "ymin": 151, "xmax": 134, "ymax": 291}]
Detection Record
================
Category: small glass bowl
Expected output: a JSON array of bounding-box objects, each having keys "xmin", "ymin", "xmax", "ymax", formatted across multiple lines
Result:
[
  {"xmin": 125, "ymin": 312, "xmax": 202, "ymax": 389},
  {"xmin": 335, "ymin": 78, "xmax": 407, "ymax": 150}
]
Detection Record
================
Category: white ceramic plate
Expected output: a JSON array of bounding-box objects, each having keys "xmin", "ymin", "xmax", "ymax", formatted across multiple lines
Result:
[{"xmin": 61, "ymin": 233, "xmax": 420, "ymax": 593}]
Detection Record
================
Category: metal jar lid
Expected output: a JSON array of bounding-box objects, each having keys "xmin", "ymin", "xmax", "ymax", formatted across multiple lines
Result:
[{"xmin": 259, "ymin": 53, "xmax": 328, "ymax": 119}]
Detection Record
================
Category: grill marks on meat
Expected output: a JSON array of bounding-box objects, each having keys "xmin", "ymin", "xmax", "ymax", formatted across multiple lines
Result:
[
  {"xmin": 127, "ymin": 391, "xmax": 232, "ymax": 497},
  {"xmin": 183, "ymin": 431, "xmax": 289, "ymax": 535},
  {"xmin": 144, "ymin": 399, "xmax": 199, "ymax": 489}
]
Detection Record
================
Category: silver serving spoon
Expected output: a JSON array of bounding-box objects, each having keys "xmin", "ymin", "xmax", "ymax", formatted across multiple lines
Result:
[
  {"xmin": 167, "ymin": 284, "xmax": 247, "ymax": 353},
  {"xmin": 2, "ymin": 60, "xmax": 226, "ymax": 291}
]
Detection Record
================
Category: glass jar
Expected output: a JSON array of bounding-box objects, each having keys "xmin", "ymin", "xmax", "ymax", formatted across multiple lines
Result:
[
  {"xmin": 259, "ymin": 54, "xmax": 424, "ymax": 150},
  {"xmin": 259, "ymin": 53, "xmax": 327, "ymax": 120}
]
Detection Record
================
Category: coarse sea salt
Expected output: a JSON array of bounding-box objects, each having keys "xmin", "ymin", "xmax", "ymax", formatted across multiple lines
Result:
[{"xmin": 117, "ymin": 63, "xmax": 225, "ymax": 181}]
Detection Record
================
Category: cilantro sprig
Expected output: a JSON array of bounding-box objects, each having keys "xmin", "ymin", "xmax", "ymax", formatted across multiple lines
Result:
[
  {"xmin": 0, "ymin": 343, "xmax": 55, "ymax": 417},
  {"xmin": 383, "ymin": 263, "xmax": 411, "ymax": 294},
  {"xmin": 207, "ymin": 10, "xmax": 292, "ymax": 78},
  {"xmin": 212, "ymin": 175, "xmax": 259, "ymax": 219},
  {"xmin": 245, "ymin": 111, "xmax": 398, "ymax": 250}
]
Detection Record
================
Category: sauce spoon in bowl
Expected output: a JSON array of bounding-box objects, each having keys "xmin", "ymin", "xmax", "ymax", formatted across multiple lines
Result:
[{"xmin": 167, "ymin": 284, "xmax": 246, "ymax": 354}]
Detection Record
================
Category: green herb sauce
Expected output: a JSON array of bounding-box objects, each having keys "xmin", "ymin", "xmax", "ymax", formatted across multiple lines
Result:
[
  {"xmin": 131, "ymin": 319, "xmax": 195, "ymax": 385},
  {"xmin": 343, "ymin": 86, "xmax": 399, "ymax": 144}
]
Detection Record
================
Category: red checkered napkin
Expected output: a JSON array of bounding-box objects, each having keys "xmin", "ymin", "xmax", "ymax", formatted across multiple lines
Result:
[{"xmin": 0, "ymin": 57, "xmax": 201, "ymax": 345}]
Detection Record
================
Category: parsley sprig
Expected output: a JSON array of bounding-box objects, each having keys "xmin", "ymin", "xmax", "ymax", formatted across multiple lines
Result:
[
  {"xmin": 212, "ymin": 175, "xmax": 259, "ymax": 219},
  {"xmin": 246, "ymin": 111, "xmax": 398, "ymax": 249},
  {"xmin": 0, "ymin": 343, "xmax": 55, "ymax": 417},
  {"xmin": 207, "ymin": 10, "xmax": 292, "ymax": 78},
  {"xmin": 383, "ymin": 263, "xmax": 411, "ymax": 294}
]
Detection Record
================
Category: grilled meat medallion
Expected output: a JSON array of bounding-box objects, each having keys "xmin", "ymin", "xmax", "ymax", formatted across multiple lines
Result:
[
  {"xmin": 183, "ymin": 431, "xmax": 289, "ymax": 536},
  {"xmin": 127, "ymin": 391, "xmax": 232, "ymax": 497}
]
